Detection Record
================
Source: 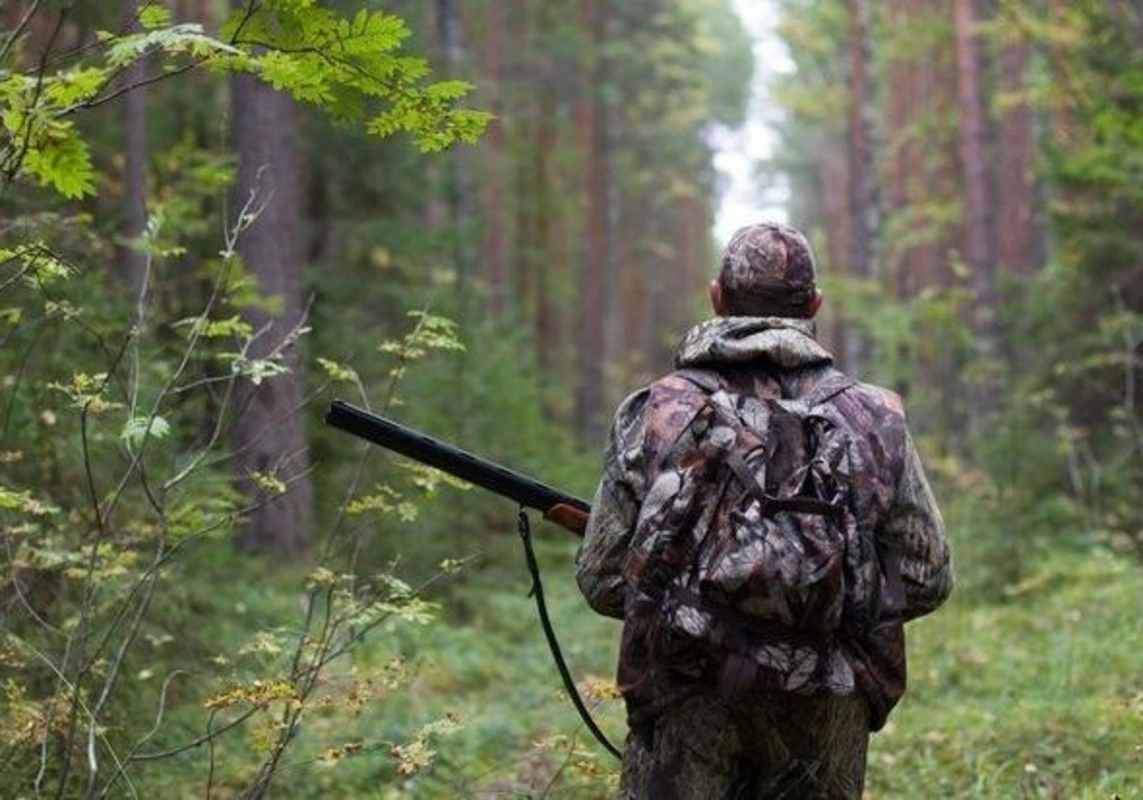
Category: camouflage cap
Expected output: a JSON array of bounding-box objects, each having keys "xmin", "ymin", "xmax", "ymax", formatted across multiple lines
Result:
[{"xmin": 718, "ymin": 222, "xmax": 818, "ymax": 315}]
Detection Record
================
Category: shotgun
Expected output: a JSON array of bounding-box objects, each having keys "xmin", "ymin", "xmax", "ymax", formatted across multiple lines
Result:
[{"xmin": 324, "ymin": 400, "xmax": 591, "ymax": 536}]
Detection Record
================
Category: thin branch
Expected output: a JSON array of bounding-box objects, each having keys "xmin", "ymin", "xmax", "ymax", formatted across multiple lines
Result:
[
  {"xmin": 156, "ymin": 190, "xmax": 267, "ymax": 494},
  {"xmin": 227, "ymin": 1, "xmax": 262, "ymax": 48},
  {"xmin": 206, "ymin": 710, "xmax": 218, "ymax": 798},
  {"xmin": 86, "ymin": 563, "xmax": 163, "ymax": 796},
  {"xmin": 62, "ymin": 61, "xmax": 202, "ymax": 116},
  {"xmin": 99, "ymin": 671, "xmax": 187, "ymax": 798},
  {"xmin": 0, "ymin": 0, "xmax": 44, "ymax": 65},
  {"xmin": 13, "ymin": 636, "xmax": 129, "ymax": 799},
  {"xmin": 1, "ymin": 535, "xmax": 64, "ymax": 636},
  {"xmin": 0, "ymin": 318, "xmax": 47, "ymax": 468},
  {"xmin": 1111, "ymin": 288, "xmax": 1142, "ymax": 447},
  {"xmin": 538, "ymin": 733, "xmax": 580, "ymax": 800},
  {"xmin": 86, "ymin": 492, "xmax": 277, "ymax": 671},
  {"xmin": 2, "ymin": 4, "xmax": 64, "ymax": 193},
  {"xmin": 130, "ymin": 707, "xmax": 260, "ymax": 762}
]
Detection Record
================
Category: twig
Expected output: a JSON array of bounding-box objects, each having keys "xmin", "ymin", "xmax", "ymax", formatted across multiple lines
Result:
[
  {"xmin": 13, "ymin": 635, "xmax": 131, "ymax": 799},
  {"xmin": 0, "ymin": 0, "xmax": 44, "ymax": 65},
  {"xmin": 99, "ymin": 671, "xmax": 187, "ymax": 798},
  {"xmin": 130, "ymin": 707, "xmax": 260, "ymax": 762}
]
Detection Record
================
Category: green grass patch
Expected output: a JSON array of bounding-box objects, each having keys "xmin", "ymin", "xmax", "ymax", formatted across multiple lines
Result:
[
  {"xmin": 868, "ymin": 549, "xmax": 1143, "ymax": 799},
  {"xmin": 9, "ymin": 510, "xmax": 1140, "ymax": 798}
]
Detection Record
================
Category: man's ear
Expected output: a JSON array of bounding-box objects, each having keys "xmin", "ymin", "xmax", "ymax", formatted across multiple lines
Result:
[
  {"xmin": 807, "ymin": 289, "xmax": 824, "ymax": 317},
  {"xmin": 709, "ymin": 279, "xmax": 725, "ymax": 315}
]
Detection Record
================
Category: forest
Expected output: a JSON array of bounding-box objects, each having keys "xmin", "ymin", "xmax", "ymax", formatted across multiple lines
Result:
[{"xmin": 0, "ymin": 0, "xmax": 1140, "ymax": 797}]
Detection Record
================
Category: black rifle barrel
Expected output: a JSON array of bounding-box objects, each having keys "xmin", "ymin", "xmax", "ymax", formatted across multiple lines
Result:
[{"xmin": 324, "ymin": 400, "xmax": 591, "ymax": 515}]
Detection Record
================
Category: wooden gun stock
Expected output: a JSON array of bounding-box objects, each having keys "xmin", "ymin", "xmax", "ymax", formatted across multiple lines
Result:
[{"xmin": 542, "ymin": 503, "xmax": 590, "ymax": 536}]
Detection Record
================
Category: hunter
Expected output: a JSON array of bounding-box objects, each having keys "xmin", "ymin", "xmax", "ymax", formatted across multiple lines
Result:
[{"xmin": 575, "ymin": 221, "xmax": 953, "ymax": 799}]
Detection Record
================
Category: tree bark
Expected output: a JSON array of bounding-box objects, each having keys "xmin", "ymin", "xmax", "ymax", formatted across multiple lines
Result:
[
  {"xmin": 228, "ymin": 68, "xmax": 313, "ymax": 559},
  {"xmin": 844, "ymin": 0, "xmax": 880, "ymax": 376},
  {"xmin": 118, "ymin": 0, "xmax": 148, "ymax": 295},
  {"xmin": 478, "ymin": 0, "xmax": 509, "ymax": 317},
  {"xmin": 574, "ymin": 0, "xmax": 610, "ymax": 444},
  {"xmin": 884, "ymin": 0, "xmax": 903, "ymax": 300},
  {"xmin": 995, "ymin": 39, "xmax": 1043, "ymax": 278},
  {"xmin": 820, "ymin": 146, "xmax": 851, "ymax": 371},
  {"xmin": 532, "ymin": 75, "xmax": 558, "ymax": 375},
  {"xmin": 953, "ymin": 0, "xmax": 999, "ymax": 420},
  {"xmin": 435, "ymin": 0, "xmax": 472, "ymax": 311}
]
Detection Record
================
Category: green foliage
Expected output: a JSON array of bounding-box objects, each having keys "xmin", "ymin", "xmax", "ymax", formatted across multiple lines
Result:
[
  {"xmin": 867, "ymin": 540, "xmax": 1143, "ymax": 798},
  {"xmin": 24, "ymin": 486, "xmax": 1130, "ymax": 799},
  {"xmin": 820, "ymin": 274, "xmax": 974, "ymax": 398},
  {"xmin": 0, "ymin": 219, "xmax": 477, "ymax": 798},
  {"xmin": 1, "ymin": 0, "xmax": 487, "ymax": 202},
  {"xmin": 10, "ymin": 0, "xmax": 1141, "ymax": 795},
  {"xmin": 219, "ymin": 3, "xmax": 489, "ymax": 151},
  {"xmin": 772, "ymin": 0, "xmax": 849, "ymax": 121},
  {"xmin": 973, "ymin": 2, "xmax": 1143, "ymax": 560},
  {"xmin": 378, "ymin": 310, "xmax": 467, "ymax": 382},
  {"xmin": 609, "ymin": 0, "xmax": 749, "ymax": 179},
  {"xmin": 0, "ymin": 2, "xmax": 497, "ymax": 796},
  {"xmin": 684, "ymin": 0, "xmax": 755, "ymax": 128}
]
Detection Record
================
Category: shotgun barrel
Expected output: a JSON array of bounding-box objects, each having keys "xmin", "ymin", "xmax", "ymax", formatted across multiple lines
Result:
[{"xmin": 324, "ymin": 400, "xmax": 591, "ymax": 534}]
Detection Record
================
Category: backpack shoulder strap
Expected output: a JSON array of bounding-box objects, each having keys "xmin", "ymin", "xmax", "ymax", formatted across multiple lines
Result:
[
  {"xmin": 641, "ymin": 369, "xmax": 720, "ymax": 464},
  {"xmin": 677, "ymin": 366, "xmax": 854, "ymax": 406},
  {"xmin": 804, "ymin": 369, "xmax": 856, "ymax": 408},
  {"xmin": 672, "ymin": 367, "xmax": 723, "ymax": 395}
]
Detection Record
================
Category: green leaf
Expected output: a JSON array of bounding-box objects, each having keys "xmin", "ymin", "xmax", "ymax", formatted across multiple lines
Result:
[
  {"xmin": 172, "ymin": 314, "xmax": 254, "ymax": 341},
  {"xmin": 250, "ymin": 471, "xmax": 287, "ymax": 497},
  {"xmin": 106, "ymin": 24, "xmax": 239, "ymax": 67},
  {"xmin": 398, "ymin": 461, "xmax": 472, "ymax": 495},
  {"xmin": 316, "ymin": 357, "xmax": 359, "ymax": 384},
  {"xmin": 230, "ymin": 356, "xmax": 289, "ymax": 385},
  {"xmin": 121, "ymin": 415, "xmax": 171, "ymax": 448},
  {"xmin": 22, "ymin": 127, "xmax": 95, "ymax": 198},
  {"xmin": 139, "ymin": 3, "xmax": 173, "ymax": 30},
  {"xmin": 345, "ymin": 485, "xmax": 418, "ymax": 521},
  {"xmin": 0, "ymin": 485, "xmax": 58, "ymax": 517},
  {"xmin": 45, "ymin": 68, "xmax": 108, "ymax": 107}
]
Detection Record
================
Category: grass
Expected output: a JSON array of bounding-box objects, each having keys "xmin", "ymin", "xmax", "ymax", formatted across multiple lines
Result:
[
  {"xmin": 9, "ymin": 503, "xmax": 1141, "ymax": 798},
  {"xmin": 866, "ymin": 548, "xmax": 1143, "ymax": 799}
]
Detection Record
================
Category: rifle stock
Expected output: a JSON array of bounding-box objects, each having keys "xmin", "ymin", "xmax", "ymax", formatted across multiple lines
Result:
[{"xmin": 324, "ymin": 400, "xmax": 591, "ymax": 536}]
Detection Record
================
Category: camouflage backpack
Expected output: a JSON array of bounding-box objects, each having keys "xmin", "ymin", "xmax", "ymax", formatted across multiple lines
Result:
[{"xmin": 619, "ymin": 367, "xmax": 896, "ymax": 721}]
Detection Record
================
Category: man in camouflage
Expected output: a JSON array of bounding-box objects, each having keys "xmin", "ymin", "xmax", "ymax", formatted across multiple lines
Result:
[{"xmin": 575, "ymin": 222, "xmax": 953, "ymax": 799}]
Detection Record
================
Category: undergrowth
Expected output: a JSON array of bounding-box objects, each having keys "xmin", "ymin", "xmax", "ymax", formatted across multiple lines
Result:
[{"xmin": 11, "ymin": 497, "xmax": 1135, "ymax": 799}]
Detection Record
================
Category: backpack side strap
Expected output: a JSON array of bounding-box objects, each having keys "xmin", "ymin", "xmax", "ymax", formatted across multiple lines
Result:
[{"xmin": 724, "ymin": 448, "xmax": 845, "ymax": 521}]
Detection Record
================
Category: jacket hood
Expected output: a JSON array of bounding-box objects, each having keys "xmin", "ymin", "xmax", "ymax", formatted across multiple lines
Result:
[{"xmin": 673, "ymin": 316, "xmax": 834, "ymax": 370}]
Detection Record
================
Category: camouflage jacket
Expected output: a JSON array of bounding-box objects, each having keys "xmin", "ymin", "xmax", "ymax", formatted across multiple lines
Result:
[{"xmin": 575, "ymin": 317, "xmax": 953, "ymax": 725}]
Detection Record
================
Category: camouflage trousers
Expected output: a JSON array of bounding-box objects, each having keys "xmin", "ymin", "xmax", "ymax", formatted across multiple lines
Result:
[{"xmin": 619, "ymin": 689, "xmax": 869, "ymax": 799}]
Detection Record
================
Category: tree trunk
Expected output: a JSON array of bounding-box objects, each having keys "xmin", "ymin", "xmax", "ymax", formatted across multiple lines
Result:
[
  {"xmin": 574, "ymin": 0, "xmax": 610, "ymax": 444},
  {"xmin": 844, "ymin": 0, "xmax": 880, "ymax": 376},
  {"xmin": 884, "ymin": 0, "xmax": 903, "ymax": 300},
  {"xmin": 118, "ymin": 0, "xmax": 148, "ymax": 295},
  {"xmin": 995, "ymin": 35, "xmax": 1046, "ymax": 378},
  {"xmin": 435, "ymin": 0, "xmax": 472, "ymax": 312},
  {"xmin": 995, "ymin": 39, "xmax": 1044, "ymax": 278},
  {"xmin": 953, "ymin": 0, "xmax": 999, "ymax": 421},
  {"xmin": 532, "ymin": 77, "xmax": 558, "ymax": 375},
  {"xmin": 228, "ymin": 68, "xmax": 313, "ymax": 560},
  {"xmin": 478, "ymin": 0, "xmax": 509, "ymax": 317},
  {"xmin": 819, "ymin": 145, "xmax": 851, "ymax": 370}
]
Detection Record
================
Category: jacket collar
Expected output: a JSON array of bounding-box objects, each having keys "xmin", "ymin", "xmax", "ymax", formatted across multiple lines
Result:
[{"xmin": 673, "ymin": 316, "xmax": 834, "ymax": 370}]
